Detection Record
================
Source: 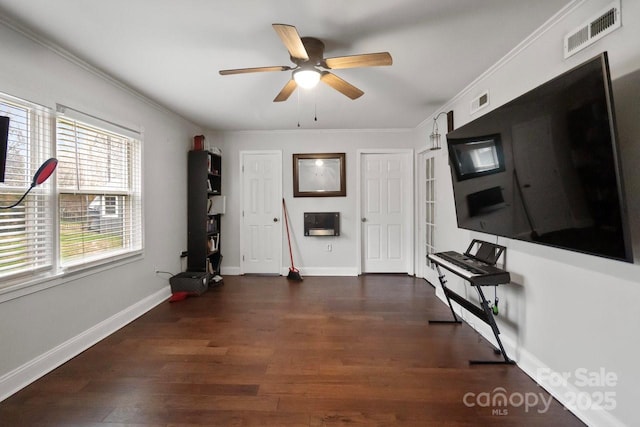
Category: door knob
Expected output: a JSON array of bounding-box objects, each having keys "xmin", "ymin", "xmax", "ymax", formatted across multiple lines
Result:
[
  {"xmin": 361, "ymin": 218, "xmax": 367, "ymax": 222},
  {"xmin": 273, "ymin": 217, "xmax": 279, "ymax": 222}
]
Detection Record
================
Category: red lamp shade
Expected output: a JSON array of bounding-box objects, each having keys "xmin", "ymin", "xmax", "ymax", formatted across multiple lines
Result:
[
  {"xmin": 1, "ymin": 158, "xmax": 58, "ymax": 209},
  {"xmin": 32, "ymin": 158, "xmax": 58, "ymax": 186}
]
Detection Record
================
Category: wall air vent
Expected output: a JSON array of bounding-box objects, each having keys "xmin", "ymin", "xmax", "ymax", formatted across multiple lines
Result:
[
  {"xmin": 470, "ymin": 90, "xmax": 489, "ymax": 115},
  {"xmin": 564, "ymin": 0, "xmax": 621, "ymax": 59}
]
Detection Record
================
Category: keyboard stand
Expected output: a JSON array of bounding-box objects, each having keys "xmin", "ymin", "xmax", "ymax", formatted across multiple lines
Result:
[
  {"xmin": 428, "ymin": 240, "xmax": 515, "ymax": 365},
  {"xmin": 427, "ymin": 263, "xmax": 462, "ymax": 325}
]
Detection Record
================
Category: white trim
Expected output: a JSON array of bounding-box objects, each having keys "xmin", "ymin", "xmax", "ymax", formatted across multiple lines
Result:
[
  {"xmin": 224, "ymin": 128, "xmax": 415, "ymax": 135},
  {"xmin": 0, "ymin": 15, "xmax": 187, "ymax": 123},
  {"xmin": 356, "ymin": 149, "xmax": 414, "ymax": 275},
  {"xmin": 431, "ymin": 288, "xmax": 624, "ymax": 427},
  {"xmin": 0, "ymin": 286, "xmax": 170, "ymax": 402},
  {"xmin": 283, "ymin": 266, "xmax": 359, "ymax": 277},
  {"xmin": 517, "ymin": 346, "xmax": 625, "ymax": 427},
  {"xmin": 220, "ymin": 266, "xmax": 241, "ymax": 276},
  {"xmin": 222, "ymin": 266, "xmax": 360, "ymax": 277},
  {"xmin": 417, "ymin": 0, "xmax": 585, "ymax": 129},
  {"xmin": 0, "ymin": 253, "xmax": 144, "ymax": 303}
]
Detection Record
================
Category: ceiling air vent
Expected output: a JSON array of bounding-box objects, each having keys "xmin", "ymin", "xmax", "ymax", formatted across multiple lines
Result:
[{"xmin": 564, "ymin": 0, "xmax": 621, "ymax": 59}]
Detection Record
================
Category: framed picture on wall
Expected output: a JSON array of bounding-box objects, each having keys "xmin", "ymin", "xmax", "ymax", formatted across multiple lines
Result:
[{"xmin": 293, "ymin": 153, "xmax": 346, "ymax": 197}]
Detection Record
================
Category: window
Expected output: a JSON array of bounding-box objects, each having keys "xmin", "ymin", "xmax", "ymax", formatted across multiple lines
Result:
[
  {"xmin": 56, "ymin": 117, "xmax": 142, "ymax": 268},
  {"xmin": 104, "ymin": 196, "xmax": 117, "ymax": 216},
  {"xmin": 0, "ymin": 92, "xmax": 143, "ymax": 289},
  {"xmin": 0, "ymin": 97, "xmax": 53, "ymax": 280}
]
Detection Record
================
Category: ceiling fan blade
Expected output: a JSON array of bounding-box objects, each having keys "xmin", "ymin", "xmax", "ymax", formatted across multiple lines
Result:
[
  {"xmin": 324, "ymin": 52, "xmax": 392, "ymax": 69},
  {"xmin": 219, "ymin": 65, "xmax": 291, "ymax": 75},
  {"xmin": 272, "ymin": 24, "xmax": 309, "ymax": 61},
  {"xmin": 273, "ymin": 79, "xmax": 298, "ymax": 102},
  {"xmin": 320, "ymin": 72, "xmax": 364, "ymax": 100}
]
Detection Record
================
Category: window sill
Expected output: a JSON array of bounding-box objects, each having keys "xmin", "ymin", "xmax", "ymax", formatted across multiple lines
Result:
[{"xmin": 0, "ymin": 251, "xmax": 144, "ymax": 304}]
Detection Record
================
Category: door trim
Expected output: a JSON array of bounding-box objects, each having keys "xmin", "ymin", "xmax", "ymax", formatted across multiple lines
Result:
[
  {"xmin": 356, "ymin": 149, "xmax": 414, "ymax": 275},
  {"xmin": 239, "ymin": 150, "xmax": 283, "ymax": 275}
]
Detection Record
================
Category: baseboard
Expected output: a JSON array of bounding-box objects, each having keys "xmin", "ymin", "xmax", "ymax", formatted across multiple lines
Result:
[
  {"xmin": 0, "ymin": 286, "xmax": 171, "ymax": 402},
  {"xmin": 222, "ymin": 266, "xmax": 359, "ymax": 277},
  {"xmin": 433, "ymin": 289, "xmax": 624, "ymax": 427},
  {"xmin": 220, "ymin": 266, "xmax": 241, "ymax": 276},
  {"xmin": 283, "ymin": 266, "xmax": 359, "ymax": 277},
  {"xmin": 516, "ymin": 347, "xmax": 625, "ymax": 427}
]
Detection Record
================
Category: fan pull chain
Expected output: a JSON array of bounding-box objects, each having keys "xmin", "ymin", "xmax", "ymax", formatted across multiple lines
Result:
[
  {"xmin": 314, "ymin": 90, "xmax": 318, "ymax": 122},
  {"xmin": 297, "ymin": 89, "xmax": 301, "ymax": 128}
]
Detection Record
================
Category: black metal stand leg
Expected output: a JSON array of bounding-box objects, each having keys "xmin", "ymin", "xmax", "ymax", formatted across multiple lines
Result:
[
  {"xmin": 429, "ymin": 264, "xmax": 462, "ymax": 325},
  {"xmin": 469, "ymin": 286, "xmax": 515, "ymax": 365}
]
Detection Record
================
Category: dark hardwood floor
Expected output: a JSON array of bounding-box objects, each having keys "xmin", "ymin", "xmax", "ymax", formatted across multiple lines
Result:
[{"xmin": 0, "ymin": 275, "xmax": 585, "ymax": 426}]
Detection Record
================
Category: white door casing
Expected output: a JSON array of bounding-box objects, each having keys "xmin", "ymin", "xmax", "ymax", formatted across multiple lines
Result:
[
  {"xmin": 240, "ymin": 151, "xmax": 283, "ymax": 274},
  {"xmin": 359, "ymin": 150, "xmax": 413, "ymax": 274}
]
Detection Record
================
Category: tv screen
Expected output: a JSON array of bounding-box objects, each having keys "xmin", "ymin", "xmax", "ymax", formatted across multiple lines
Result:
[
  {"xmin": 0, "ymin": 116, "xmax": 8, "ymax": 183},
  {"xmin": 446, "ymin": 52, "xmax": 633, "ymax": 262}
]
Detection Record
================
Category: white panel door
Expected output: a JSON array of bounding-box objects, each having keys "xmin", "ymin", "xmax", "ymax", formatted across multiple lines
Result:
[
  {"xmin": 361, "ymin": 152, "xmax": 412, "ymax": 273},
  {"xmin": 241, "ymin": 151, "xmax": 282, "ymax": 274}
]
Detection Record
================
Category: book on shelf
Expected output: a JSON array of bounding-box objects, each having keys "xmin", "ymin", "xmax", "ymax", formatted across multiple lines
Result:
[
  {"xmin": 213, "ymin": 233, "xmax": 219, "ymax": 251},
  {"xmin": 209, "ymin": 195, "xmax": 226, "ymax": 215},
  {"xmin": 207, "ymin": 233, "xmax": 219, "ymax": 253},
  {"xmin": 207, "ymin": 179, "xmax": 212, "ymax": 192}
]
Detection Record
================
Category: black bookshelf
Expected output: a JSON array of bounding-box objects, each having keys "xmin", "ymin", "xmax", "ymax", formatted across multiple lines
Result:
[{"xmin": 187, "ymin": 149, "xmax": 222, "ymax": 276}]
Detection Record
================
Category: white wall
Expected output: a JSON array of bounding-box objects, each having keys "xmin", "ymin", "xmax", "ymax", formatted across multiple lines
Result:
[
  {"xmin": 419, "ymin": 1, "xmax": 640, "ymax": 426},
  {"xmin": 2, "ymin": 2, "xmax": 639, "ymax": 426},
  {"xmin": 215, "ymin": 129, "xmax": 418, "ymax": 276},
  {"xmin": 0, "ymin": 20, "xmax": 200, "ymax": 397}
]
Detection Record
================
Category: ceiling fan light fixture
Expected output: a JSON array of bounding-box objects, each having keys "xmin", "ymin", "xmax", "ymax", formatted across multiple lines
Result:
[
  {"xmin": 293, "ymin": 68, "xmax": 320, "ymax": 89},
  {"xmin": 219, "ymin": 24, "xmax": 393, "ymax": 102}
]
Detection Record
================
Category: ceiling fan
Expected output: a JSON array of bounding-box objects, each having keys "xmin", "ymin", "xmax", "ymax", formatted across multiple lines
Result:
[{"xmin": 219, "ymin": 24, "xmax": 392, "ymax": 102}]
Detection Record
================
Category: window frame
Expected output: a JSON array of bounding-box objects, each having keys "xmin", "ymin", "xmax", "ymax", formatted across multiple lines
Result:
[
  {"xmin": 0, "ymin": 95, "xmax": 55, "ymax": 284},
  {"xmin": 0, "ymin": 93, "xmax": 144, "ymax": 295},
  {"xmin": 55, "ymin": 114, "xmax": 143, "ymax": 271}
]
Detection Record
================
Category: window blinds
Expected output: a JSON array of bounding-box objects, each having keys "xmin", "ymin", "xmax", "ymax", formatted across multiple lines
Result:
[
  {"xmin": 56, "ymin": 117, "xmax": 142, "ymax": 267},
  {"xmin": 0, "ymin": 98, "xmax": 54, "ymax": 279}
]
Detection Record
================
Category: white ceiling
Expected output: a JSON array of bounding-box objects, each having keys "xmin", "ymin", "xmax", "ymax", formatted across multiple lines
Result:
[{"xmin": 0, "ymin": 0, "xmax": 571, "ymax": 131}]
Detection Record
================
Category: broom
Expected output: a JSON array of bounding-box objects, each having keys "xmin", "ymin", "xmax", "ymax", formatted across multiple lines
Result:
[{"xmin": 282, "ymin": 198, "xmax": 302, "ymax": 281}]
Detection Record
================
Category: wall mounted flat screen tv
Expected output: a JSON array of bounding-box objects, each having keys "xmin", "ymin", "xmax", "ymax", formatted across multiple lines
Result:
[{"xmin": 446, "ymin": 52, "xmax": 633, "ymax": 262}]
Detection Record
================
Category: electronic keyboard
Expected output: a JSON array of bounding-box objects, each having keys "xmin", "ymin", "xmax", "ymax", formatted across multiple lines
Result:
[{"xmin": 428, "ymin": 251, "xmax": 510, "ymax": 286}]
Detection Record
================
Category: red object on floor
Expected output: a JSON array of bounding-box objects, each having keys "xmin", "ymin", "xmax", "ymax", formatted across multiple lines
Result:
[{"xmin": 169, "ymin": 291, "xmax": 198, "ymax": 302}]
